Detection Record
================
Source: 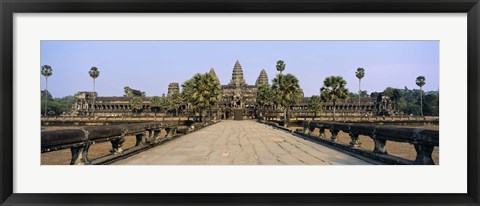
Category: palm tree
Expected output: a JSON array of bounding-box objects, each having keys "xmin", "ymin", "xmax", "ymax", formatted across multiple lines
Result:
[
  {"xmin": 130, "ymin": 97, "xmax": 143, "ymax": 115},
  {"xmin": 170, "ymin": 93, "xmax": 183, "ymax": 116},
  {"xmin": 159, "ymin": 96, "xmax": 173, "ymax": 116},
  {"xmin": 355, "ymin": 68, "xmax": 365, "ymax": 104},
  {"xmin": 41, "ymin": 65, "xmax": 53, "ymax": 116},
  {"xmin": 272, "ymin": 73, "xmax": 302, "ymax": 127},
  {"xmin": 320, "ymin": 76, "xmax": 349, "ymax": 121},
  {"xmin": 182, "ymin": 73, "xmax": 222, "ymax": 122},
  {"xmin": 256, "ymin": 84, "xmax": 274, "ymax": 117},
  {"xmin": 308, "ymin": 95, "xmax": 323, "ymax": 118},
  {"xmin": 276, "ymin": 60, "xmax": 286, "ymax": 74},
  {"xmin": 150, "ymin": 96, "xmax": 162, "ymax": 117},
  {"xmin": 416, "ymin": 76, "xmax": 426, "ymax": 116},
  {"xmin": 88, "ymin": 67, "xmax": 100, "ymax": 115}
]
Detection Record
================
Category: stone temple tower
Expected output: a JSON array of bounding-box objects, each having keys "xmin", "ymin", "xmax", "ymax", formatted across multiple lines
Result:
[
  {"xmin": 167, "ymin": 82, "xmax": 180, "ymax": 97},
  {"xmin": 229, "ymin": 60, "xmax": 246, "ymax": 87},
  {"xmin": 255, "ymin": 68, "xmax": 269, "ymax": 86},
  {"xmin": 209, "ymin": 67, "xmax": 219, "ymax": 81}
]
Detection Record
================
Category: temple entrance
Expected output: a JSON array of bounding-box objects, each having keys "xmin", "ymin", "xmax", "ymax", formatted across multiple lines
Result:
[
  {"xmin": 233, "ymin": 109, "xmax": 244, "ymax": 120},
  {"xmin": 225, "ymin": 111, "xmax": 231, "ymax": 120}
]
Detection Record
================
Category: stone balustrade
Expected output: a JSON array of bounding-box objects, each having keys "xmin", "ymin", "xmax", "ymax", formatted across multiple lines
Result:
[
  {"xmin": 299, "ymin": 121, "xmax": 439, "ymax": 165},
  {"xmin": 41, "ymin": 116, "xmax": 194, "ymax": 126},
  {"xmin": 258, "ymin": 119, "xmax": 439, "ymax": 165},
  {"xmin": 41, "ymin": 120, "xmax": 217, "ymax": 165},
  {"xmin": 262, "ymin": 114, "xmax": 439, "ymax": 125}
]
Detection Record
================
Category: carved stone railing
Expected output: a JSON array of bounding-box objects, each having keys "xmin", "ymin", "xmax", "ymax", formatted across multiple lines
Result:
[
  {"xmin": 41, "ymin": 120, "xmax": 218, "ymax": 165},
  {"xmin": 262, "ymin": 114, "xmax": 439, "ymax": 124},
  {"xmin": 41, "ymin": 116, "xmax": 194, "ymax": 126},
  {"xmin": 258, "ymin": 120, "xmax": 439, "ymax": 165}
]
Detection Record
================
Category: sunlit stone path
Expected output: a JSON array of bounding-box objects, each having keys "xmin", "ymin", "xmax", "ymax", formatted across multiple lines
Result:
[{"xmin": 114, "ymin": 120, "xmax": 374, "ymax": 165}]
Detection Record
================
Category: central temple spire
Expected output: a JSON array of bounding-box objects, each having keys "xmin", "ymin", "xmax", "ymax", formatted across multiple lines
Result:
[{"xmin": 229, "ymin": 60, "xmax": 246, "ymax": 86}]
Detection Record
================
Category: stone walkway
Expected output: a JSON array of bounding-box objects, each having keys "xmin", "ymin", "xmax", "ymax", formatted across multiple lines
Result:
[{"xmin": 113, "ymin": 120, "xmax": 374, "ymax": 165}]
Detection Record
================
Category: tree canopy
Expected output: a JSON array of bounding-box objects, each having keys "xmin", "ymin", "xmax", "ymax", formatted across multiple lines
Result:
[
  {"xmin": 130, "ymin": 97, "xmax": 143, "ymax": 113},
  {"xmin": 41, "ymin": 65, "xmax": 53, "ymax": 78},
  {"xmin": 308, "ymin": 95, "xmax": 323, "ymax": 114},
  {"xmin": 276, "ymin": 60, "xmax": 286, "ymax": 74},
  {"xmin": 40, "ymin": 91, "xmax": 75, "ymax": 116},
  {"xmin": 320, "ymin": 76, "xmax": 349, "ymax": 121},
  {"xmin": 383, "ymin": 87, "xmax": 438, "ymax": 116},
  {"xmin": 256, "ymin": 84, "xmax": 274, "ymax": 108},
  {"xmin": 271, "ymin": 73, "xmax": 302, "ymax": 108},
  {"xmin": 89, "ymin": 67, "xmax": 100, "ymax": 79},
  {"xmin": 182, "ymin": 72, "xmax": 222, "ymax": 110},
  {"xmin": 320, "ymin": 76, "xmax": 349, "ymax": 103},
  {"xmin": 355, "ymin": 68, "xmax": 365, "ymax": 80}
]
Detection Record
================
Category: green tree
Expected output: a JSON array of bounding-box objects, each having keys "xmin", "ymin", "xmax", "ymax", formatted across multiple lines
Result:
[
  {"xmin": 382, "ymin": 86, "xmax": 438, "ymax": 116},
  {"xmin": 423, "ymin": 91, "xmax": 439, "ymax": 116},
  {"xmin": 383, "ymin": 87, "xmax": 405, "ymax": 112},
  {"xmin": 150, "ymin": 96, "xmax": 162, "ymax": 116},
  {"xmin": 271, "ymin": 73, "xmax": 302, "ymax": 127},
  {"xmin": 40, "ymin": 94, "xmax": 76, "ymax": 116},
  {"xmin": 53, "ymin": 95, "xmax": 74, "ymax": 115},
  {"xmin": 355, "ymin": 68, "xmax": 365, "ymax": 104},
  {"xmin": 320, "ymin": 76, "xmax": 349, "ymax": 121},
  {"xmin": 256, "ymin": 84, "xmax": 274, "ymax": 117},
  {"xmin": 182, "ymin": 73, "xmax": 222, "ymax": 122},
  {"xmin": 276, "ymin": 60, "xmax": 286, "ymax": 74},
  {"xmin": 88, "ymin": 67, "xmax": 100, "ymax": 115},
  {"xmin": 130, "ymin": 97, "xmax": 143, "ymax": 115},
  {"xmin": 416, "ymin": 76, "xmax": 426, "ymax": 116},
  {"xmin": 170, "ymin": 93, "xmax": 184, "ymax": 116},
  {"xmin": 308, "ymin": 95, "xmax": 323, "ymax": 118},
  {"xmin": 41, "ymin": 65, "xmax": 53, "ymax": 116},
  {"xmin": 349, "ymin": 90, "xmax": 368, "ymax": 99},
  {"xmin": 159, "ymin": 96, "xmax": 173, "ymax": 116}
]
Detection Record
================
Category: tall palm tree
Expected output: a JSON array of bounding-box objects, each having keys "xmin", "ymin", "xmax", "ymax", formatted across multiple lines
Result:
[
  {"xmin": 416, "ymin": 76, "xmax": 426, "ymax": 116},
  {"xmin": 308, "ymin": 95, "xmax": 323, "ymax": 118},
  {"xmin": 276, "ymin": 60, "xmax": 286, "ymax": 74},
  {"xmin": 272, "ymin": 73, "xmax": 302, "ymax": 127},
  {"xmin": 355, "ymin": 68, "xmax": 365, "ymax": 104},
  {"xmin": 88, "ymin": 67, "xmax": 100, "ymax": 115},
  {"xmin": 182, "ymin": 73, "xmax": 222, "ymax": 122},
  {"xmin": 320, "ymin": 76, "xmax": 349, "ymax": 121},
  {"xmin": 41, "ymin": 65, "xmax": 53, "ymax": 116},
  {"xmin": 130, "ymin": 97, "xmax": 143, "ymax": 115},
  {"xmin": 256, "ymin": 84, "xmax": 274, "ymax": 117}
]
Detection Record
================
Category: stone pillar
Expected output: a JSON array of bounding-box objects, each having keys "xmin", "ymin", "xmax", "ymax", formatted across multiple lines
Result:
[
  {"xmin": 373, "ymin": 137, "xmax": 387, "ymax": 154},
  {"xmin": 110, "ymin": 137, "xmax": 125, "ymax": 154},
  {"xmin": 319, "ymin": 127, "xmax": 326, "ymax": 138},
  {"xmin": 303, "ymin": 125, "xmax": 311, "ymax": 135},
  {"xmin": 153, "ymin": 129, "xmax": 161, "ymax": 142},
  {"xmin": 135, "ymin": 133, "xmax": 146, "ymax": 146},
  {"xmin": 349, "ymin": 132, "xmax": 360, "ymax": 147},
  {"xmin": 70, "ymin": 143, "xmax": 90, "ymax": 165},
  {"xmin": 414, "ymin": 144, "xmax": 435, "ymax": 165},
  {"xmin": 165, "ymin": 128, "xmax": 172, "ymax": 138},
  {"xmin": 329, "ymin": 127, "xmax": 339, "ymax": 142}
]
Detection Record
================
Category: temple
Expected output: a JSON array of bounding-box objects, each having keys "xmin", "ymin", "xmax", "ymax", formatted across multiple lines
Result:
[{"xmin": 70, "ymin": 60, "xmax": 397, "ymax": 118}]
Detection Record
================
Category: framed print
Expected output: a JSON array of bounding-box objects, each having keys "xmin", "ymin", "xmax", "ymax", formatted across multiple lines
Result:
[{"xmin": 1, "ymin": 0, "xmax": 479, "ymax": 205}]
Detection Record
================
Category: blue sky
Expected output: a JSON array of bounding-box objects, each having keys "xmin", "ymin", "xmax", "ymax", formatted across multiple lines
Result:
[{"xmin": 41, "ymin": 41, "xmax": 439, "ymax": 98}]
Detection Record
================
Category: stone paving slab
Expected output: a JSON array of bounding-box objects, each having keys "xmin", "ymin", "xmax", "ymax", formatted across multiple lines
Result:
[{"xmin": 113, "ymin": 120, "xmax": 374, "ymax": 165}]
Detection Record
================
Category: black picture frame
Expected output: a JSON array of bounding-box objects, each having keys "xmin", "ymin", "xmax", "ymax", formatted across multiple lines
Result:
[{"xmin": 1, "ymin": 0, "xmax": 479, "ymax": 205}]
